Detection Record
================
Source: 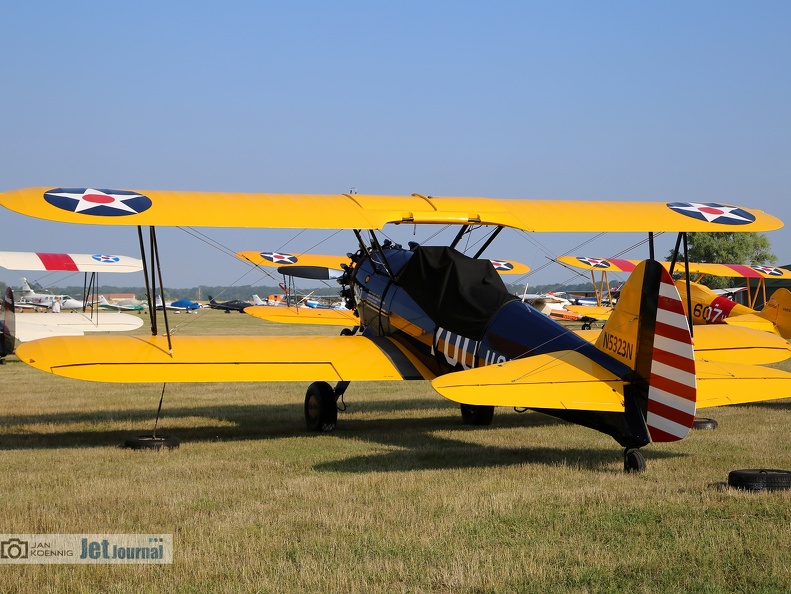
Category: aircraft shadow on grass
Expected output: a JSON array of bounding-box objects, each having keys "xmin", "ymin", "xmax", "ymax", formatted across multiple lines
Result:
[{"xmin": 0, "ymin": 395, "xmax": 683, "ymax": 471}]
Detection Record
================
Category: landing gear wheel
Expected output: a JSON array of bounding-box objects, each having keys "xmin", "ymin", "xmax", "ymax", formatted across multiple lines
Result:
[
  {"xmin": 305, "ymin": 381, "xmax": 338, "ymax": 432},
  {"xmin": 122, "ymin": 434, "xmax": 180, "ymax": 450},
  {"xmin": 581, "ymin": 322, "xmax": 592, "ymax": 330},
  {"xmin": 340, "ymin": 328, "xmax": 354, "ymax": 336},
  {"xmin": 623, "ymin": 448, "xmax": 646, "ymax": 473},
  {"xmin": 460, "ymin": 404, "xmax": 494, "ymax": 426},
  {"xmin": 728, "ymin": 469, "xmax": 791, "ymax": 491},
  {"xmin": 693, "ymin": 417, "xmax": 718, "ymax": 430}
]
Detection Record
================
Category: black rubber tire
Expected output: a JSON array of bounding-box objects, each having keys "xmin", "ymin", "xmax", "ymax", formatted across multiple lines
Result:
[
  {"xmin": 122, "ymin": 434, "xmax": 180, "ymax": 450},
  {"xmin": 460, "ymin": 404, "xmax": 494, "ymax": 426},
  {"xmin": 693, "ymin": 417, "xmax": 718, "ymax": 430},
  {"xmin": 728, "ymin": 469, "xmax": 791, "ymax": 491},
  {"xmin": 340, "ymin": 328, "xmax": 354, "ymax": 336},
  {"xmin": 624, "ymin": 449, "xmax": 646, "ymax": 473},
  {"xmin": 305, "ymin": 381, "xmax": 337, "ymax": 432}
]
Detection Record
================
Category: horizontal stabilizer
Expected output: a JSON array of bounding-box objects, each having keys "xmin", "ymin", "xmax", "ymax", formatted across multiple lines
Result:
[
  {"xmin": 15, "ymin": 334, "xmax": 434, "ymax": 383},
  {"xmin": 696, "ymin": 360, "xmax": 791, "ymax": 408},
  {"xmin": 431, "ymin": 351, "xmax": 625, "ymax": 412}
]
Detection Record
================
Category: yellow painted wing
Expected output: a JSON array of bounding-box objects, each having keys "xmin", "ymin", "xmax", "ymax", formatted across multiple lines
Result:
[
  {"xmin": 574, "ymin": 325, "xmax": 791, "ymax": 365},
  {"xmin": 430, "ymin": 351, "xmax": 625, "ymax": 411},
  {"xmin": 245, "ymin": 305, "xmax": 358, "ymax": 326},
  {"xmin": 236, "ymin": 251, "xmax": 351, "ymax": 270},
  {"xmin": 0, "ymin": 187, "xmax": 782, "ymax": 232},
  {"xmin": 565, "ymin": 305, "xmax": 613, "ymax": 321},
  {"xmin": 557, "ymin": 256, "xmax": 642, "ymax": 273},
  {"xmin": 15, "ymin": 334, "xmax": 435, "ymax": 383},
  {"xmin": 678, "ymin": 262, "xmax": 791, "ymax": 279},
  {"xmin": 696, "ymin": 360, "xmax": 791, "ymax": 408},
  {"xmin": 722, "ymin": 314, "xmax": 781, "ymax": 335}
]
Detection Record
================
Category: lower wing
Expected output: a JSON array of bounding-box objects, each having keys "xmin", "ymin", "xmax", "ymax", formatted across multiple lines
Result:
[
  {"xmin": 15, "ymin": 334, "xmax": 434, "ymax": 383},
  {"xmin": 244, "ymin": 305, "xmax": 358, "ymax": 326}
]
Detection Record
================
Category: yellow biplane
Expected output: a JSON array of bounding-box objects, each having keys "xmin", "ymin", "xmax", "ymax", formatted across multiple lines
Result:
[
  {"xmin": 3, "ymin": 186, "xmax": 791, "ymax": 472},
  {"xmin": 558, "ymin": 256, "xmax": 791, "ymax": 340},
  {"xmin": 236, "ymin": 250, "xmax": 530, "ymax": 326}
]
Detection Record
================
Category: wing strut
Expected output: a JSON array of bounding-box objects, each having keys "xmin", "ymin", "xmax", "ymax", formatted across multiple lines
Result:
[
  {"xmin": 667, "ymin": 232, "xmax": 694, "ymax": 338},
  {"xmin": 137, "ymin": 225, "xmax": 173, "ymax": 353},
  {"xmin": 472, "ymin": 226, "xmax": 504, "ymax": 259}
]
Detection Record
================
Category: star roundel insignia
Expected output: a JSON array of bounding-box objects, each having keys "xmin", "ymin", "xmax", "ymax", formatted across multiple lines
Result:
[
  {"xmin": 44, "ymin": 188, "xmax": 152, "ymax": 217},
  {"xmin": 489, "ymin": 260, "xmax": 514, "ymax": 271},
  {"xmin": 578, "ymin": 257, "xmax": 610, "ymax": 269},
  {"xmin": 666, "ymin": 202, "xmax": 755, "ymax": 225},
  {"xmin": 260, "ymin": 252, "xmax": 298, "ymax": 265},
  {"xmin": 752, "ymin": 265, "xmax": 783, "ymax": 276},
  {"xmin": 92, "ymin": 254, "xmax": 121, "ymax": 263}
]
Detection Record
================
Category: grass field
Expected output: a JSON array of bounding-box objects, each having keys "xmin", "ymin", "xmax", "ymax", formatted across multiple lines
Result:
[{"xmin": 1, "ymin": 309, "xmax": 790, "ymax": 593}]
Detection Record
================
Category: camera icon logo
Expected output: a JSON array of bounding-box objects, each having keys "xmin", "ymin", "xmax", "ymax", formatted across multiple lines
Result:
[{"xmin": 0, "ymin": 538, "xmax": 29, "ymax": 559}]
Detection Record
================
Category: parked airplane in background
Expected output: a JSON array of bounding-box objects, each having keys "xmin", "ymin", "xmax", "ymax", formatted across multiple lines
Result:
[
  {"xmin": 5, "ymin": 186, "xmax": 791, "ymax": 472},
  {"xmin": 1, "ymin": 288, "xmax": 15, "ymax": 362},
  {"xmin": 208, "ymin": 296, "xmax": 253, "ymax": 313},
  {"xmin": 558, "ymin": 256, "xmax": 791, "ymax": 338},
  {"xmin": 155, "ymin": 295, "xmax": 201, "ymax": 312},
  {"xmin": 0, "ymin": 251, "xmax": 144, "ymax": 312},
  {"xmin": 95, "ymin": 295, "xmax": 147, "ymax": 312},
  {"xmin": 17, "ymin": 278, "xmax": 84, "ymax": 310}
]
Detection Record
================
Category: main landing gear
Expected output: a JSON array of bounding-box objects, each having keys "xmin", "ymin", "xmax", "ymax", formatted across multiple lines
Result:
[
  {"xmin": 624, "ymin": 448, "xmax": 646, "ymax": 473},
  {"xmin": 304, "ymin": 380, "xmax": 349, "ymax": 432},
  {"xmin": 460, "ymin": 404, "xmax": 494, "ymax": 426}
]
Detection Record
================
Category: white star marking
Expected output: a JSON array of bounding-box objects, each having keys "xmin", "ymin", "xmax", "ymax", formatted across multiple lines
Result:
[
  {"xmin": 49, "ymin": 189, "xmax": 143, "ymax": 214},
  {"xmin": 671, "ymin": 202, "xmax": 752, "ymax": 224}
]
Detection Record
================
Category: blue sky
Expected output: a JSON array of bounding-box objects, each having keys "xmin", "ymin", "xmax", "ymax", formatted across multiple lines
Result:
[{"xmin": 1, "ymin": 2, "xmax": 790, "ymax": 292}]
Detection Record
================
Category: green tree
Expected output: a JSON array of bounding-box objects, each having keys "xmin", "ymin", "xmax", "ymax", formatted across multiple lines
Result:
[{"xmin": 667, "ymin": 232, "xmax": 777, "ymax": 289}]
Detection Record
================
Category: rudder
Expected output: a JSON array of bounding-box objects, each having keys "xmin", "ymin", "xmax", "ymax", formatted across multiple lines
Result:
[
  {"xmin": 759, "ymin": 288, "xmax": 791, "ymax": 339},
  {"xmin": 596, "ymin": 260, "xmax": 697, "ymax": 443}
]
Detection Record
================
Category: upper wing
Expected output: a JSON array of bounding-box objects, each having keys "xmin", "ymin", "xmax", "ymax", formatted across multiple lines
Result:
[
  {"xmin": 237, "ymin": 250, "xmax": 530, "ymax": 277},
  {"xmin": 557, "ymin": 256, "xmax": 642, "ymax": 273},
  {"xmin": 0, "ymin": 187, "xmax": 782, "ymax": 232},
  {"xmin": 676, "ymin": 262, "xmax": 791, "ymax": 279},
  {"xmin": 237, "ymin": 251, "xmax": 351, "ymax": 271},
  {"xmin": 0, "ymin": 251, "xmax": 143, "ymax": 273},
  {"xmin": 15, "ymin": 334, "xmax": 435, "ymax": 383}
]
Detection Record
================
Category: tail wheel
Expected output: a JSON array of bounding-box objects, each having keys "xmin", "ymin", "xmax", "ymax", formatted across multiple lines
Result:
[
  {"xmin": 305, "ymin": 381, "xmax": 338, "ymax": 432},
  {"xmin": 460, "ymin": 404, "xmax": 494, "ymax": 426},
  {"xmin": 624, "ymin": 448, "xmax": 646, "ymax": 473}
]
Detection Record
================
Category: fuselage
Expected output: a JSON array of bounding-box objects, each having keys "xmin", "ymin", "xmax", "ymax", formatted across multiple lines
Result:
[{"xmin": 350, "ymin": 247, "xmax": 631, "ymax": 380}]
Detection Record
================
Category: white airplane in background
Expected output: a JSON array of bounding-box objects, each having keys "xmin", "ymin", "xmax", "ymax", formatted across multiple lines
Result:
[{"xmin": 17, "ymin": 278, "xmax": 84, "ymax": 310}]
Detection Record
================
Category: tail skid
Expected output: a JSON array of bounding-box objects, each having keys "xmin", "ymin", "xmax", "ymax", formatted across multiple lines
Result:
[{"xmin": 596, "ymin": 260, "xmax": 697, "ymax": 444}]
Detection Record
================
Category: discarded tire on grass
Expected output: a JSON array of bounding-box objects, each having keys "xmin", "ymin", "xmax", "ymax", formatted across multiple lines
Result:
[
  {"xmin": 728, "ymin": 469, "xmax": 791, "ymax": 491},
  {"xmin": 122, "ymin": 434, "xmax": 181, "ymax": 450}
]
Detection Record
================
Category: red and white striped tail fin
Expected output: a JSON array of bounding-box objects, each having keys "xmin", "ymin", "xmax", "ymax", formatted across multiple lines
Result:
[{"xmin": 645, "ymin": 271, "xmax": 697, "ymax": 442}]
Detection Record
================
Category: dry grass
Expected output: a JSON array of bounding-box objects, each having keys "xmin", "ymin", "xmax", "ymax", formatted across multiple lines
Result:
[{"xmin": 1, "ymin": 310, "xmax": 790, "ymax": 593}]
